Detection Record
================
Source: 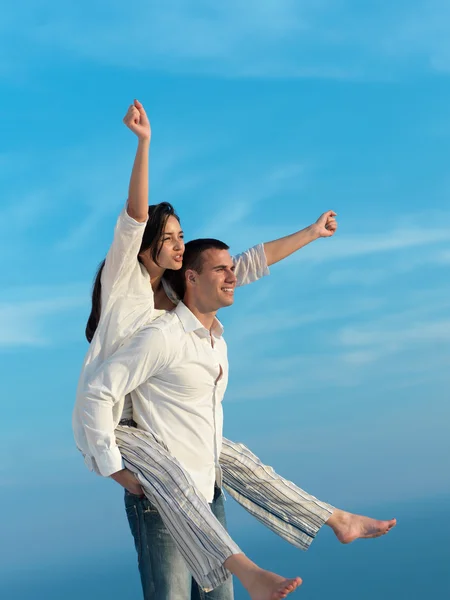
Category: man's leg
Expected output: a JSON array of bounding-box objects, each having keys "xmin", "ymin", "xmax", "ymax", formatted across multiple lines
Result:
[
  {"xmin": 118, "ymin": 426, "xmax": 302, "ymax": 600},
  {"xmin": 116, "ymin": 425, "xmax": 240, "ymax": 592},
  {"xmin": 125, "ymin": 490, "xmax": 192, "ymax": 600},
  {"xmin": 191, "ymin": 486, "xmax": 234, "ymax": 600}
]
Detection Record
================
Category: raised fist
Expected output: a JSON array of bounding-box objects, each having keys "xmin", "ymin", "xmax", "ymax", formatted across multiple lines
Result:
[
  {"xmin": 123, "ymin": 99, "xmax": 151, "ymax": 142},
  {"xmin": 314, "ymin": 210, "xmax": 338, "ymax": 238}
]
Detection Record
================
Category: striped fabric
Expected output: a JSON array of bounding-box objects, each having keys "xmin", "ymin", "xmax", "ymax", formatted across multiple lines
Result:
[
  {"xmin": 115, "ymin": 426, "xmax": 239, "ymax": 592},
  {"xmin": 115, "ymin": 424, "xmax": 334, "ymax": 592},
  {"xmin": 220, "ymin": 439, "xmax": 334, "ymax": 550}
]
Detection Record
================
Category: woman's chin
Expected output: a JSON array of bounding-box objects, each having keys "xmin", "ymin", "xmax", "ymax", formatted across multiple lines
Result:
[{"xmin": 168, "ymin": 261, "xmax": 183, "ymax": 271}]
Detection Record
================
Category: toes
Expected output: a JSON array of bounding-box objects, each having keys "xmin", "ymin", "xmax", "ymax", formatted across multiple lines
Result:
[
  {"xmin": 282, "ymin": 578, "xmax": 302, "ymax": 593},
  {"xmin": 275, "ymin": 576, "xmax": 302, "ymax": 598}
]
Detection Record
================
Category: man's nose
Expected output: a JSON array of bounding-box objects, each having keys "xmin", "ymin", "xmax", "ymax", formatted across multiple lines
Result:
[{"xmin": 225, "ymin": 269, "xmax": 237, "ymax": 283}]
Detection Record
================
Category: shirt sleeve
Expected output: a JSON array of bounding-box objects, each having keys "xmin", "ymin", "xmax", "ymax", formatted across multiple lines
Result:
[
  {"xmin": 232, "ymin": 243, "xmax": 270, "ymax": 287},
  {"xmin": 101, "ymin": 205, "xmax": 148, "ymax": 298},
  {"xmin": 81, "ymin": 327, "xmax": 172, "ymax": 476}
]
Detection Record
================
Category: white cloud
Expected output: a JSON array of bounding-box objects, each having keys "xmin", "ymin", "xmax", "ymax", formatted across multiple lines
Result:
[
  {"xmin": 382, "ymin": 0, "xmax": 450, "ymax": 73},
  {"xmin": 193, "ymin": 161, "xmax": 308, "ymax": 241},
  {"xmin": 291, "ymin": 224, "xmax": 450, "ymax": 264},
  {"xmin": 225, "ymin": 278, "xmax": 450, "ymax": 403},
  {"xmin": 338, "ymin": 318, "xmax": 450, "ymax": 350},
  {"xmin": 326, "ymin": 248, "xmax": 450, "ymax": 286},
  {"xmin": 4, "ymin": 1, "xmax": 450, "ymax": 79},
  {"xmin": 226, "ymin": 294, "xmax": 384, "ymax": 345},
  {"xmin": 0, "ymin": 285, "xmax": 87, "ymax": 348}
]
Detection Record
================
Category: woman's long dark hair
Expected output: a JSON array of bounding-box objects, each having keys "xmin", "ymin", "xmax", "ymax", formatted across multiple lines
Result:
[{"xmin": 85, "ymin": 202, "xmax": 179, "ymax": 343}]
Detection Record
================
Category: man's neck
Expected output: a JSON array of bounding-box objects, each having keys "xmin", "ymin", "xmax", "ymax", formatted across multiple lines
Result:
[{"xmin": 183, "ymin": 298, "xmax": 217, "ymax": 332}]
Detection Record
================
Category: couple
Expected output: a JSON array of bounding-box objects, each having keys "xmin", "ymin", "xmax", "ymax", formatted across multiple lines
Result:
[{"xmin": 73, "ymin": 100, "xmax": 396, "ymax": 600}]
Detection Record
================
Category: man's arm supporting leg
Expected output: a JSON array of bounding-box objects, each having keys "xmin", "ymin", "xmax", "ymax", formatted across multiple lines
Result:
[
  {"xmin": 220, "ymin": 438, "xmax": 334, "ymax": 550},
  {"xmin": 115, "ymin": 425, "xmax": 241, "ymax": 593},
  {"xmin": 116, "ymin": 426, "xmax": 306, "ymax": 598}
]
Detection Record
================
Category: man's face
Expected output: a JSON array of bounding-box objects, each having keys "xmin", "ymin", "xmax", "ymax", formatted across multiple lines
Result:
[{"xmin": 192, "ymin": 248, "xmax": 237, "ymax": 311}]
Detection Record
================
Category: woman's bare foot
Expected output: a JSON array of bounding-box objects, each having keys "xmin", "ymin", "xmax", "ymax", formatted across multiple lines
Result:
[
  {"xmin": 327, "ymin": 509, "xmax": 396, "ymax": 544},
  {"xmin": 245, "ymin": 569, "xmax": 302, "ymax": 600},
  {"xmin": 225, "ymin": 554, "xmax": 302, "ymax": 599}
]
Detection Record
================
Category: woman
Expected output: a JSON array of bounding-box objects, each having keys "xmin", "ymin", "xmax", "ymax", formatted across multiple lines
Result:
[{"xmin": 73, "ymin": 101, "xmax": 392, "ymax": 600}]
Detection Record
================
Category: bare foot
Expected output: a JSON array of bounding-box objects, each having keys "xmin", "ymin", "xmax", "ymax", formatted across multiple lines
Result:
[
  {"xmin": 327, "ymin": 509, "xmax": 396, "ymax": 544},
  {"xmin": 224, "ymin": 553, "xmax": 301, "ymax": 599},
  {"xmin": 245, "ymin": 569, "xmax": 302, "ymax": 600}
]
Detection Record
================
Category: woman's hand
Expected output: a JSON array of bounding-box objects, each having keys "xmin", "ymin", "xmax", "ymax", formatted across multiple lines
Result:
[
  {"xmin": 263, "ymin": 210, "xmax": 338, "ymax": 265},
  {"xmin": 312, "ymin": 210, "xmax": 338, "ymax": 238},
  {"xmin": 123, "ymin": 99, "xmax": 151, "ymax": 142}
]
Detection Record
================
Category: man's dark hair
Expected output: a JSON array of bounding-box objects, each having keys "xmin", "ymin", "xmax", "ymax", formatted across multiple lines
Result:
[
  {"xmin": 183, "ymin": 238, "xmax": 230, "ymax": 273},
  {"xmin": 165, "ymin": 238, "xmax": 229, "ymax": 299}
]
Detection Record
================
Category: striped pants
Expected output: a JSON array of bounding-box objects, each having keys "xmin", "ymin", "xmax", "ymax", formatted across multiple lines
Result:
[{"xmin": 115, "ymin": 425, "xmax": 334, "ymax": 592}]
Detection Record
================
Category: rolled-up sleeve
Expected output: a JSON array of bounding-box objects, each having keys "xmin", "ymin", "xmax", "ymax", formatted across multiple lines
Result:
[
  {"xmin": 232, "ymin": 243, "xmax": 270, "ymax": 287},
  {"xmin": 102, "ymin": 206, "xmax": 148, "ymax": 298}
]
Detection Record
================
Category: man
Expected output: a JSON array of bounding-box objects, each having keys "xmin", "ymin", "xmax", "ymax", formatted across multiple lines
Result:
[{"xmin": 84, "ymin": 239, "xmax": 395, "ymax": 600}]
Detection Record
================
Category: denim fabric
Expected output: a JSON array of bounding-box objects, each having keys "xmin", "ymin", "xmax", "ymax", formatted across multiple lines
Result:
[{"xmin": 125, "ymin": 486, "xmax": 234, "ymax": 600}]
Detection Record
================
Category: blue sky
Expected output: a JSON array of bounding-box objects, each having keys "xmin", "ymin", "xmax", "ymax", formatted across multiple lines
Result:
[{"xmin": 1, "ymin": 2, "xmax": 450, "ymax": 599}]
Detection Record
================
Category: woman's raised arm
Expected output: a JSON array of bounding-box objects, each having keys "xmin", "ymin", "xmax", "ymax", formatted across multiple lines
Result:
[
  {"xmin": 123, "ymin": 99, "xmax": 151, "ymax": 222},
  {"xmin": 100, "ymin": 101, "xmax": 152, "ymax": 299},
  {"xmin": 263, "ymin": 210, "xmax": 337, "ymax": 266},
  {"xmin": 232, "ymin": 210, "xmax": 337, "ymax": 286}
]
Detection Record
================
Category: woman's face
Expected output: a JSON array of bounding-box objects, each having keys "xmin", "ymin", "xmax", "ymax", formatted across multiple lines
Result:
[{"xmin": 156, "ymin": 215, "xmax": 185, "ymax": 270}]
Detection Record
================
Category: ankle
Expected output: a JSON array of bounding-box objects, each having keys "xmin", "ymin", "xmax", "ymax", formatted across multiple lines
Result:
[
  {"xmin": 224, "ymin": 553, "xmax": 260, "ymax": 580},
  {"xmin": 229, "ymin": 558, "xmax": 265, "ymax": 591},
  {"xmin": 326, "ymin": 508, "xmax": 342, "ymax": 525}
]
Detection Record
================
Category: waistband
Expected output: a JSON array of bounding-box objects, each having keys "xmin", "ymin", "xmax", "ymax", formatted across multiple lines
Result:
[{"xmin": 119, "ymin": 418, "xmax": 137, "ymax": 427}]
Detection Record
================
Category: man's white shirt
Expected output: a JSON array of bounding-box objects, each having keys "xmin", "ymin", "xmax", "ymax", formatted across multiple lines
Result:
[
  {"xmin": 84, "ymin": 302, "xmax": 228, "ymax": 502},
  {"xmin": 72, "ymin": 207, "xmax": 269, "ymax": 478}
]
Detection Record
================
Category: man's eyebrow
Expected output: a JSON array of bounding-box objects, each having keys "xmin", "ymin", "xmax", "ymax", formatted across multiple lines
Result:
[{"xmin": 212, "ymin": 264, "xmax": 235, "ymax": 270}]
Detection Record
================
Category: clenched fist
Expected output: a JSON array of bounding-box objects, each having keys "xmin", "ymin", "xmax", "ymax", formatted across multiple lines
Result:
[
  {"xmin": 313, "ymin": 210, "xmax": 338, "ymax": 238},
  {"xmin": 123, "ymin": 99, "xmax": 151, "ymax": 142}
]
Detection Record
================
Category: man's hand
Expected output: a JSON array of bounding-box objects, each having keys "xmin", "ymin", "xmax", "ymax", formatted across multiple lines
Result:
[
  {"xmin": 123, "ymin": 99, "xmax": 151, "ymax": 142},
  {"xmin": 312, "ymin": 210, "xmax": 337, "ymax": 238},
  {"xmin": 110, "ymin": 468, "xmax": 144, "ymax": 496}
]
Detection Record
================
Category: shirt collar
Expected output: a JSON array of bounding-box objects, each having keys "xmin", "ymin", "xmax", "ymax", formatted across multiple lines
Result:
[{"xmin": 175, "ymin": 301, "xmax": 224, "ymax": 339}]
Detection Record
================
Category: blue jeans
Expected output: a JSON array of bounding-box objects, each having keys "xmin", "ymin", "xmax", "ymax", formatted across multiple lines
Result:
[{"xmin": 125, "ymin": 485, "xmax": 234, "ymax": 600}]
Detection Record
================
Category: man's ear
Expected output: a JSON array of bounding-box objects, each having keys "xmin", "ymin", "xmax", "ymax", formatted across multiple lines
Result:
[{"xmin": 185, "ymin": 269, "xmax": 197, "ymax": 287}]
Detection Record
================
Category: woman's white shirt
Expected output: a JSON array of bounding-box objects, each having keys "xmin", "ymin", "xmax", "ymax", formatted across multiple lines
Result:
[{"xmin": 72, "ymin": 207, "xmax": 269, "ymax": 477}]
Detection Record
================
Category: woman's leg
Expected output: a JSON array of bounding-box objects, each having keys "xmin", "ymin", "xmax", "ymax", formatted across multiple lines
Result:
[
  {"xmin": 220, "ymin": 438, "xmax": 334, "ymax": 550},
  {"xmin": 116, "ymin": 425, "xmax": 301, "ymax": 599},
  {"xmin": 220, "ymin": 438, "xmax": 395, "ymax": 546},
  {"xmin": 116, "ymin": 425, "xmax": 239, "ymax": 591}
]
